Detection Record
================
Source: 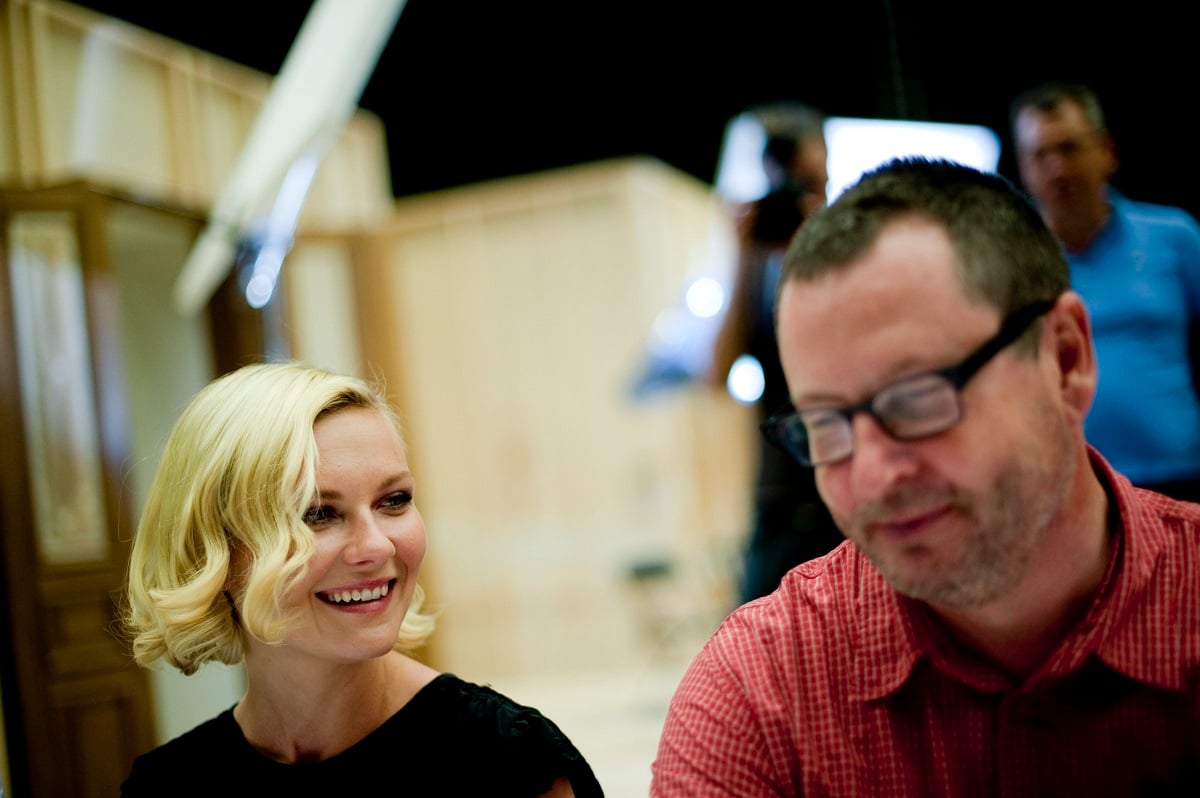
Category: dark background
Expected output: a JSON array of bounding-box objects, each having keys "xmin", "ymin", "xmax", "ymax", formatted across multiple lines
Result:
[{"xmin": 70, "ymin": 0, "xmax": 1198, "ymax": 219}]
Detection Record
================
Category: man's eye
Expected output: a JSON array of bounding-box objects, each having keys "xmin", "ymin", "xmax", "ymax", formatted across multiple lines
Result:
[
  {"xmin": 802, "ymin": 411, "xmax": 843, "ymax": 431},
  {"xmin": 880, "ymin": 383, "xmax": 957, "ymax": 428},
  {"xmin": 894, "ymin": 386, "xmax": 943, "ymax": 410},
  {"xmin": 878, "ymin": 375, "xmax": 943, "ymax": 408}
]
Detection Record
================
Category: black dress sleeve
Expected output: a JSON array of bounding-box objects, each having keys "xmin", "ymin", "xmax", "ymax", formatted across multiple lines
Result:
[{"xmin": 450, "ymin": 677, "xmax": 606, "ymax": 798}]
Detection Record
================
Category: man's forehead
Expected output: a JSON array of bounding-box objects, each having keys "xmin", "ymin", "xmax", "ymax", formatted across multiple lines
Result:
[
  {"xmin": 1017, "ymin": 102, "xmax": 1090, "ymax": 140},
  {"xmin": 778, "ymin": 267, "xmax": 996, "ymax": 405},
  {"xmin": 778, "ymin": 219, "xmax": 973, "ymax": 336},
  {"xmin": 777, "ymin": 218, "xmax": 984, "ymax": 355}
]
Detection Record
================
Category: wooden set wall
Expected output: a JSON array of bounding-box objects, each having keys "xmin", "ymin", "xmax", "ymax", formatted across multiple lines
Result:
[
  {"xmin": 316, "ymin": 157, "xmax": 758, "ymax": 685},
  {"xmin": 0, "ymin": 0, "xmax": 393, "ymax": 229}
]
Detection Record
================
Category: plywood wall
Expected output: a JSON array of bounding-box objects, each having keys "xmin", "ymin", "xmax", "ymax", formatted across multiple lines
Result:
[
  {"xmin": 330, "ymin": 157, "xmax": 758, "ymax": 683},
  {"xmin": 0, "ymin": 0, "xmax": 392, "ymax": 229}
]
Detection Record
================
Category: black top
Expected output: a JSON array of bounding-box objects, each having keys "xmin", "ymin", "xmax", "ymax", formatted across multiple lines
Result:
[
  {"xmin": 121, "ymin": 673, "xmax": 605, "ymax": 797},
  {"xmin": 746, "ymin": 248, "xmax": 820, "ymax": 505}
]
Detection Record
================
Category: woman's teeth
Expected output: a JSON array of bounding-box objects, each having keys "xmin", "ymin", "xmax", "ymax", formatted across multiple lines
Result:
[{"xmin": 325, "ymin": 583, "xmax": 390, "ymax": 604}]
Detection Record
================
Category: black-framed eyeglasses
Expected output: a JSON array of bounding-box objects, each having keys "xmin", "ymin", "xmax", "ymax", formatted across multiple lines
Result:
[{"xmin": 760, "ymin": 298, "xmax": 1057, "ymax": 467}]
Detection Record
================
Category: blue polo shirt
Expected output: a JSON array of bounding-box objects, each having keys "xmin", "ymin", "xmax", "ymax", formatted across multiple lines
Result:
[{"xmin": 1070, "ymin": 189, "xmax": 1200, "ymax": 485}]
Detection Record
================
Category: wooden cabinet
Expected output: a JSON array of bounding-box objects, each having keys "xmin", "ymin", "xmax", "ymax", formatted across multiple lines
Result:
[{"xmin": 0, "ymin": 183, "xmax": 192, "ymax": 798}]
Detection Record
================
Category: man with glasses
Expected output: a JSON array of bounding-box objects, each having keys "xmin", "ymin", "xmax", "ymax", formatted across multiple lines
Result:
[
  {"xmin": 1012, "ymin": 82, "xmax": 1200, "ymax": 502},
  {"xmin": 650, "ymin": 158, "xmax": 1200, "ymax": 795}
]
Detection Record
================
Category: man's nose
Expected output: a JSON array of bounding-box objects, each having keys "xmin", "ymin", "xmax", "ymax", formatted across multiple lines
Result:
[
  {"xmin": 846, "ymin": 413, "xmax": 920, "ymax": 494},
  {"xmin": 1041, "ymin": 146, "xmax": 1076, "ymax": 176}
]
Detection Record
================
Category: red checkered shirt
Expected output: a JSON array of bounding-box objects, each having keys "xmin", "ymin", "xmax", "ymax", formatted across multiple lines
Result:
[{"xmin": 651, "ymin": 449, "xmax": 1200, "ymax": 796}]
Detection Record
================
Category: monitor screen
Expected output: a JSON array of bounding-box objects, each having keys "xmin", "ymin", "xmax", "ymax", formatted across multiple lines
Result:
[{"xmin": 714, "ymin": 113, "xmax": 1001, "ymax": 204}]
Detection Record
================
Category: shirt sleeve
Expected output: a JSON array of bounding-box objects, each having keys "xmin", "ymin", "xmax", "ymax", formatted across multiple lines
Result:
[
  {"xmin": 461, "ymin": 682, "xmax": 606, "ymax": 798},
  {"xmin": 650, "ymin": 642, "xmax": 788, "ymax": 797},
  {"xmin": 119, "ymin": 756, "xmax": 152, "ymax": 798}
]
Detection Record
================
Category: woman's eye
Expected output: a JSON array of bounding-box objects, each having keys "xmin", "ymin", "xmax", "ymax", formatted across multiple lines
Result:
[
  {"xmin": 381, "ymin": 491, "xmax": 413, "ymax": 512},
  {"xmin": 302, "ymin": 505, "xmax": 336, "ymax": 526}
]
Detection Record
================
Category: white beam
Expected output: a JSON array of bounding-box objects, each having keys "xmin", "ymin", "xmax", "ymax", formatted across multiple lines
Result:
[{"xmin": 174, "ymin": 0, "xmax": 407, "ymax": 316}]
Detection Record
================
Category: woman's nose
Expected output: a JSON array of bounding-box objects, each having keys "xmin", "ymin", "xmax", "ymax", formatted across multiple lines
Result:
[{"xmin": 344, "ymin": 513, "xmax": 396, "ymax": 563}]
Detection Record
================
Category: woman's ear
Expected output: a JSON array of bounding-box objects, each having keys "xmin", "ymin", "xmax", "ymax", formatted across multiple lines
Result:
[
  {"xmin": 1048, "ymin": 291, "xmax": 1097, "ymax": 422},
  {"xmin": 223, "ymin": 590, "xmax": 241, "ymax": 622},
  {"xmin": 224, "ymin": 537, "xmax": 249, "ymax": 619}
]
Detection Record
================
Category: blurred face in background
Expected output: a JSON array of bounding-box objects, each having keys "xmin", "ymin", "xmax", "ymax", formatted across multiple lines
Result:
[
  {"xmin": 1014, "ymin": 100, "xmax": 1115, "ymax": 223},
  {"xmin": 790, "ymin": 135, "xmax": 829, "ymax": 216}
]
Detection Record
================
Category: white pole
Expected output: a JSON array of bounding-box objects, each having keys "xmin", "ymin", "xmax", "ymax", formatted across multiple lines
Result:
[{"xmin": 173, "ymin": 0, "xmax": 407, "ymax": 316}]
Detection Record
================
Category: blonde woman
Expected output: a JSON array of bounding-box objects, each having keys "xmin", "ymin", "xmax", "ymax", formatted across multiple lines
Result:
[{"xmin": 122, "ymin": 361, "xmax": 602, "ymax": 796}]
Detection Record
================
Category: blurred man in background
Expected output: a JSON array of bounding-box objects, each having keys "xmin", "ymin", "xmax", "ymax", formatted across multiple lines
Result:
[{"xmin": 1012, "ymin": 82, "xmax": 1200, "ymax": 501}]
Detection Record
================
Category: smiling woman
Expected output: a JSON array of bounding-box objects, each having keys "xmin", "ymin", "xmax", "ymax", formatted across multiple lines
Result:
[{"xmin": 121, "ymin": 361, "xmax": 604, "ymax": 796}]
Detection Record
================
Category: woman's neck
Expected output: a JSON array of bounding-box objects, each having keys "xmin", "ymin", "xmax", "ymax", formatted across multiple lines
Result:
[{"xmin": 234, "ymin": 651, "xmax": 436, "ymax": 763}]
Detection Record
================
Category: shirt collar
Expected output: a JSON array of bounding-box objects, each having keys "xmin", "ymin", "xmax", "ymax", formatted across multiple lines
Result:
[{"xmin": 1080, "ymin": 447, "xmax": 1190, "ymax": 690}]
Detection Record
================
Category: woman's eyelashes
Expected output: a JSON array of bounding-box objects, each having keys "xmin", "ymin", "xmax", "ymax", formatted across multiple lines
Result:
[
  {"xmin": 302, "ymin": 503, "xmax": 337, "ymax": 528},
  {"xmin": 302, "ymin": 491, "xmax": 413, "ymax": 528},
  {"xmin": 380, "ymin": 491, "xmax": 413, "ymax": 513}
]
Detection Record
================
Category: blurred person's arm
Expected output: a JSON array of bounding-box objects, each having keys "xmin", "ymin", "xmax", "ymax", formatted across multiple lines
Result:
[{"xmin": 706, "ymin": 201, "xmax": 760, "ymax": 390}]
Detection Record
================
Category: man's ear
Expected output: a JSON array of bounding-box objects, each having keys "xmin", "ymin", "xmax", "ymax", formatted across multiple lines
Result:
[
  {"xmin": 1100, "ymin": 129, "xmax": 1119, "ymax": 180},
  {"xmin": 1048, "ymin": 291, "xmax": 1097, "ymax": 421}
]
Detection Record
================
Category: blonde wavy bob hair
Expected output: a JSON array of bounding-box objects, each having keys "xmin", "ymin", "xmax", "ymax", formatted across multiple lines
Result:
[{"xmin": 124, "ymin": 361, "xmax": 435, "ymax": 675}]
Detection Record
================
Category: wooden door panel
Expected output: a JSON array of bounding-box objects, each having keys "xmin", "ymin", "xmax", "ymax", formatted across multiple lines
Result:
[
  {"xmin": 0, "ymin": 185, "xmax": 157, "ymax": 797},
  {"xmin": 50, "ymin": 670, "xmax": 154, "ymax": 798}
]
